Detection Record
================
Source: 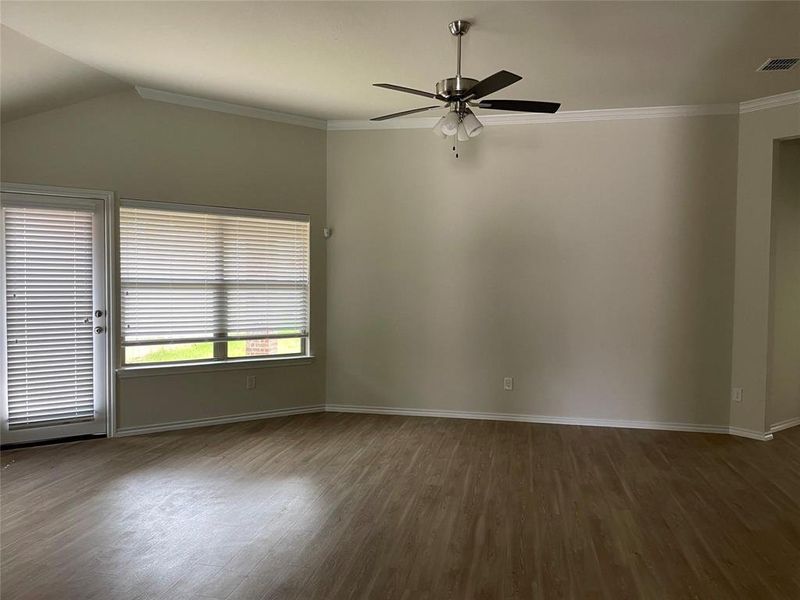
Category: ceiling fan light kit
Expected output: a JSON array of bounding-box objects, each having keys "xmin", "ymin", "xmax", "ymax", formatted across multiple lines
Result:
[
  {"xmin": 372, "ymin": 19, "xmax": 561, "ymax": 157},
  {"xmin": 462, "ymin": 110, "xmax": 483, "ymax": 137},
  {"xmin": 439, "ymin": 111, "xmax": 461, "ymax": 136},
  {"xmin": 432, "ymin": 115, "xmax": 449, "ymax": 138}
]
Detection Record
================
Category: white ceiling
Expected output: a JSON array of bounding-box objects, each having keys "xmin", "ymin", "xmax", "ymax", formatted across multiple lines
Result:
[{"xmin": 1, "ymin": 1, "xmax": 799, "ymax": 122}]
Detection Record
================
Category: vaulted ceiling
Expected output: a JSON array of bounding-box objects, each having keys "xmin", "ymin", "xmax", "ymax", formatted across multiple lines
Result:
[
  {"xmin": 0, "ymin": 25, "xmax": 127, "ymax": 122},
  {"xmin": 2, "ymin": 1, "xmax": 799, "ymax": 122}
]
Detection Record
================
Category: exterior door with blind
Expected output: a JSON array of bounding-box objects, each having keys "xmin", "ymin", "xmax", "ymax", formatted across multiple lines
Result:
[{"xmin": 1, "ymin": 192, "xmax": 108, "ymax": 444}]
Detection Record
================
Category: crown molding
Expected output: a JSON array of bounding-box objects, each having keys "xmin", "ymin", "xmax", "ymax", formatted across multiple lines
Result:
[
  {"xmin": 134, "ymin": 85, "xmax": 798, "ymax": 131},
  {"xmin": 326, "ymin": 103, "xmax": 739, "ymax": 131},
  {"xmin": 739, "ymin": 89, "xmax": 800, "ymax": 114},
  {"xmin": 135, "ymin": 86, "xmax": 327, "ymax": 130}
]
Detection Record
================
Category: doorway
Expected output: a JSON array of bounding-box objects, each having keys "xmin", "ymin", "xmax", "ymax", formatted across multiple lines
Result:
[
  {"xmin": 1, "ymin": 187, "xmax": 111, "ymax": 444},
  {"xmin": 767, "ymin": 138, "xmax": 800, "ymax": 433}
]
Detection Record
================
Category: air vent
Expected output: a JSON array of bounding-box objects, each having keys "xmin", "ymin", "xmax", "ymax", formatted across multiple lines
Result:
[{"xmin": 757, "ymin": 58, "xmax": 799, "ymax": 72}]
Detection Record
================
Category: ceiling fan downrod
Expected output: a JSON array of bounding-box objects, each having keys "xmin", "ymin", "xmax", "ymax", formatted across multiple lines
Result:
[
  {"xmin": 435, "ymin": 21, "xmax": 479, "ymax": 108},
  {"xmin": 449, "ymin": 19, "xmax": 470, "ymax": 78}
]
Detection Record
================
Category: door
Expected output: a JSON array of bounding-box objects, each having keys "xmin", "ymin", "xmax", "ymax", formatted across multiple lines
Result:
[{"xmin": 1, "ymin": 192, "xmax": 108, "ymax": 444}]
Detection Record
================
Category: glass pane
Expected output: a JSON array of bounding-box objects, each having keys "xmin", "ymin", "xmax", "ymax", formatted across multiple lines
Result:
[
  {"xmin": 125, "ymin": 342, "xmax": 215, "ymax": 364},
  {"xmin": 228, "ymin": 338, "xmax": 303, "ymax": 358}
]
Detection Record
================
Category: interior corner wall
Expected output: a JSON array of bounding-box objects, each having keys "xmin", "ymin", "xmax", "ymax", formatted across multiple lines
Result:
[
  {"xmin": 0, "ymin": 90, "xmax": 327, "ymax": 430},
  {"xmin": 767, "ymin": 139, "xmax": 800, "ymax": 430},
  {"xmin": 326, "ymin": 115, "xmax": 739, "ymax": 427},
  {"xmin": 730, "ymin": 103, "xmax": 800, "ymax": 436}
]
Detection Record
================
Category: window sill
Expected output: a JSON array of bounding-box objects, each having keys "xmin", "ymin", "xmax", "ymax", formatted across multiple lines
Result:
[{"xmin": 116, "ymin": 355, "xmax": 315, "ymax": 378}]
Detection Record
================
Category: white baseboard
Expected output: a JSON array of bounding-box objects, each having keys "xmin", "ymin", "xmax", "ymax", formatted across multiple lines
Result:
[
  {"xmin": 112, "ymin": 402, "xmax": 777, "ymax": 442},
  {"xmin": 728, "ymin": 427, "xmax": 774, "ymax": 441},
  {"xmin": 114, "ymin": 404, "xmax": 326, "ymax": 437},
  {"xmin": 770, "ymin": 416, "xmax": 800, "ymax": 434},
  {"xmin": 325, "ymin": 403, "xmax": 736, "ymax": 436}
]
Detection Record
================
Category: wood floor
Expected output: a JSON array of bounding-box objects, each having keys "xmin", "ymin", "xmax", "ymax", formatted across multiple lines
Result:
[{"xmin": 2, "ymin": 413, "xmax": 799, "ymax": 600}]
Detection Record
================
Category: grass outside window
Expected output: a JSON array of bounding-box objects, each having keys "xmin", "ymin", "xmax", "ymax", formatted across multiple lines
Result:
[{"xmin": 124, "ymin": 337, "xmax": 305, "ymax": 365}]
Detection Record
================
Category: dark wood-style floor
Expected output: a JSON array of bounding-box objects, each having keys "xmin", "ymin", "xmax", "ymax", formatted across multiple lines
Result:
[{"xmin": 2, "ymin": 413, "xmax": 799, "ymax": 600}]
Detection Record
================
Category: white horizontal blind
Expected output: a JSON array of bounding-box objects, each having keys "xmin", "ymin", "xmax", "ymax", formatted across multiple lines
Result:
[
  {"xmin": 120, "ymin": 203, "xmax": 310, "ymax": 347},
  {"xmin": 3, "ymin": 206, "xmax": 95, "ymax": 429}
]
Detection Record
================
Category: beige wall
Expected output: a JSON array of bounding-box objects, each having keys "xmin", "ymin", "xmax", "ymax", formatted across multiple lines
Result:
[
  {"xmin": 326, "ymin": 116, "xmax": 739, "ymax": 426},
  {"xmin": 1, "ymin": 90, "xmax": 327, "ymax": 430},
  {"xmin": 730, "ymin": 104, "xmax": 800, "ymax": 435},
  {"xmin": 768, "ymin": 139, "xmax": 800, "ymax": 429},
  {"xmin": 4, "ymin": 87, "xmax": 796, "ymax": 435}
]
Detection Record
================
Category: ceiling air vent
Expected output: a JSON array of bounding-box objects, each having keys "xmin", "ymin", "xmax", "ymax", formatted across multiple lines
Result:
[{"xmin": 757, "ymin": 58, "xmax": 799, "ymax": 72}]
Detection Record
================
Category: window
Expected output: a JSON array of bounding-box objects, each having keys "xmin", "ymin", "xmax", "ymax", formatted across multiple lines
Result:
[{"xmin": 119, "ymin": 201, "xmax": 309, "ymax": 365}]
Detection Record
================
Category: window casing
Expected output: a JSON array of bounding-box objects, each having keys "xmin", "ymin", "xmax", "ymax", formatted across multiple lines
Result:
[{"xmin": 119, "ymin": 200, "xmax": 310, "ymax": 365}]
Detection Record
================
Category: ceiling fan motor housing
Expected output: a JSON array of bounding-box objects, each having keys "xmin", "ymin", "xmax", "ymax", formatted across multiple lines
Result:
[{"xmin": 436, "ymin": 77, "xmax": 478, "ymax": 100}]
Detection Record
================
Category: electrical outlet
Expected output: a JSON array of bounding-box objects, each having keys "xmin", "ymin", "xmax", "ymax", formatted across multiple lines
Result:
[
  {"xmin": 246, "ymin": 375, "xmax": 256, "ymax": 390},
  {"xmin": 732, "ymin": 387, "xmax": 743, "ymax": 403},
  {"xmin": 503, "ymin": 377, "xmax": 514, "ymax": 391}
]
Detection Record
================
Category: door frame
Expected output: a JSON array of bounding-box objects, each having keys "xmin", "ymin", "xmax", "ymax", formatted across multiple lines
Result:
[{"xmin": 0, "ymin": 182, "xmax": 118, "ymax": 439}]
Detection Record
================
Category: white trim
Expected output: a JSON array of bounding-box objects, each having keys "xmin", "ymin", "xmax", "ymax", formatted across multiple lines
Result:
[
  {"xmin": 90, "ymin": 401, "xmax": 781, "ymax": 440},
  {"xmin": 121, "ymin": 197, "xmax": 310, "ymax": 222},
  {"xmin": 728, "ymin": 427, "xmax": 774, "ymax": 441},
  {"xmin": 117, "ymin": 355, "xmax": 314, "ymax": 378},
  {"xmin": 0, "ymin": 182, "xmax": 114, "ymax": 202},
  {"xmin": 133, "ymin": 86, "xmax": 799, "ymax": 131},
  {"xmin": 114, "ymin": 404, "xmax": 325, "ymax": 437},
  {"xmin": 135, "ymin": 86, "xmax": 327, "ymax": 130},
  {"xmin": 769, "ymin": 416, "xmax": 800, "ymax": 433},
  {"xmin": 106, "ymin": 194, "xmax": 118, "ymax": 437},
  {"xmin": 739, "ymin": 90, "xmax": 800, "ymax": 114},
  {"xmin": 325, "ymin": 403, "xmax": 733, "ymax": 435},
  {"xmin": 327, "ymin": 103, "xmax": 739, "ymax": 131}
]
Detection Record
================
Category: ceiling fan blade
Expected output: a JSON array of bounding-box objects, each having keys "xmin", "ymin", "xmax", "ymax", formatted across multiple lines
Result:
[
  {"xmin": 373, "ymin": 83, "xmax": 440, "ymax": 100},
  {"xmin": 370, "ymin": 105, "xmax": 442, "ymax": 121},
  {"xmin": 465, "ymin": 70, "xmax": 522, "ymax": 100},
  {"xmin": 477, "ymin": 100, "xmax": 561, "ymax": 113}
]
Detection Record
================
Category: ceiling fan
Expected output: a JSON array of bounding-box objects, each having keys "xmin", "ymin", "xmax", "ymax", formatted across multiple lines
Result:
[{"xmin": 371, "ymin": 20, "xmax": 561, "ymax": 154}]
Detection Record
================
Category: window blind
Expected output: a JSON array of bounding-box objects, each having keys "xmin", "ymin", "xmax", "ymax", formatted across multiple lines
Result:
[
  {"xmin": 119, "ymin": 202, "xmax": 310, "ymax": 347},
  {"xmin": 4, "ymin": 206, "xmax": 96, "ymax": 429}
]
